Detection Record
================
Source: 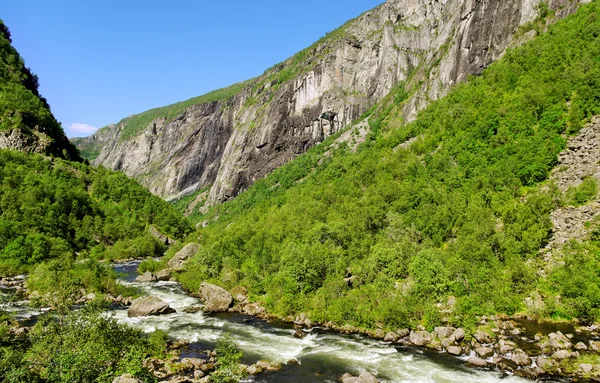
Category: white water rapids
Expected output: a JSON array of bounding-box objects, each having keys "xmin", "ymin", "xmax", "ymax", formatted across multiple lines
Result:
[{"xmin": 108, "ymin": 261, "xmax": 558, "ymax": 383}]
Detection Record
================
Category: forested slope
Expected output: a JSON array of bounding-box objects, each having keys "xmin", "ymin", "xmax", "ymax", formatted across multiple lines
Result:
[
  {"xmin": 0, "ymin": 20, "xmax": 80, "ymax": 161},
  {"xmin": 180, "ymin": 1, "xmax": 600, "ymax": 330}
]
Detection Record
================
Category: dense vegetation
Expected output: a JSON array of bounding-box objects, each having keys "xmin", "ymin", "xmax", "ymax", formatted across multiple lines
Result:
[
  {"xmin": 0, "ymin": 20, "xmax": 80, "ymax": 161},
  {"xmin": 0, "ymin": 304, "xmax": 169, "ymax": 382},
  {"xmin": 0, "ymin": 149, "xmax": 191, "ymax": 277},
  {"xmin": 179, "ymin": 1, "xmax": 600, "ymax": 331}
]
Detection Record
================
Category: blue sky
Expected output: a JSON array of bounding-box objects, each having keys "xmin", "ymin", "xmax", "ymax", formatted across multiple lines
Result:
[{"xmin": 2, "ymin": 0, "xmax": 383, "ymax": 137}]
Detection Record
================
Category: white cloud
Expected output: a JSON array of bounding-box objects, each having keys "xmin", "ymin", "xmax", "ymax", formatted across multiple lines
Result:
[{"xmin": 69, "ymin": 123, "xmax": 98, "ymax": 137}]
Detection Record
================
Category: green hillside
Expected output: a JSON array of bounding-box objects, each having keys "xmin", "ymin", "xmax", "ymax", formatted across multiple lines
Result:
[
  {"xmin": 0, "ymin": 20, "xmax": 81, "ymax": 161},
  {"xmin": 0, "ymin": 149, "xmax": 192, "ymax": 276},
  {"xmin": 180, "ymin": 1, "xmax": 600, "ymax": 330}
]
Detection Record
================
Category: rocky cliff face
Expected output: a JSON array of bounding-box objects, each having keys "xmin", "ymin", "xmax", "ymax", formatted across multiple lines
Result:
[{"xmin": 74, "ymin": 0, "xmax": 587, "ymax": 207}]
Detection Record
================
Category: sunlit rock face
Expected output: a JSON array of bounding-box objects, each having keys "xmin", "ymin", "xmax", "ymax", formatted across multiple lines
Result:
[{"xmin": 75, "ymin": 0, "xmax": 587, "ymax": 207}]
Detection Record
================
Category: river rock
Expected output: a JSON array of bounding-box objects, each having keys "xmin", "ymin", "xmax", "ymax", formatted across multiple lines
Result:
[
  {"xmin": 134, "ymin": 271, "xmax": 157, "ymax": 283},
  {"xmin": 384, "ymin": 331, "xmax": 398, "ymax": 342},
  {"xmin": 551, "ymin": 349, "xmax": 571, "ymax": 360},
  {"xmin": 452, "ymin": 328, "xmax": 465, "ymax": 342},
  {"xmin": 579, "ymin": 363, "xmax": 594, "ymax": 374},
  {"xmin": 128, "ymin": 296, "xmax": 175, "ymax": 317},
  {"xmin": 441, "ymin": 337, "xmax": 455, "ymax": 349},
  {"xmin": 198, "ymin": 282, "xmax": 233, "ymax": 312},
  {"xmin": 474, "ymin": 330, "xmax": 491, "ymax": 344},
  {"xmin": 575, "ymin": 341, "xmax": 588, "ymax": 350},
  {"xmin": 396, "ymin": 329, "xmax": 410, "ymax": 338},
  {"xmin": 231, "ymin": 286, "xmax": 248, "ymax": 303},
  {"xmin": 467, "ymin": 357, "xmax": 487, "ymax": 367},
  {"xmin": 409, "ymin": 330, "xmax": 432, "ymax": 346},
  {"xmin": 341, "ymin": 371, "xmax": 380, "ymax": 383},
  {"xmin": 112, "ymin": 374, "xmax": 143, "ymax": 383},
  {"xmin": 590, "ymin": 340, "xmax": 600, "ymax": 351},
  {"xmin": 510, "ymin": 349, "xmax": 530, "ymax": 366},
  {"xmin": 434, "ymin": 326, "xmax": 455, "ymax": 340},
  {"xmin": 447, "ymin": 346, "xmax": 462, "ymax": 356},
  {"xmin": 547, "ymin": 331, "xmax": 572, "ymax": 350},
  {"xmin": 476, "ymin": 346, "xmax": 494, "ymax": 358},
  {"xmin": 155, "ymin": 268, "xmax": 172, "ymax": 281},
  {"xmin": 247, "ymin": 364, "xmax": 263, "ymax": 375},
  {"xmin": 536, "ymin": 356, "xmax": 556, "ymax": 372},
  {"xmin": 168, "ymin": 243, "xmax": 200, "ymax": 270}
]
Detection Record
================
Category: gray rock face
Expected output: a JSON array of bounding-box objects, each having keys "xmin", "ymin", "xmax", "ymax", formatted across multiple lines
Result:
[
  {"xmin": 127, "ymin": 296, "xmax": 175, "ymax": 317},
  {"xmin": 198, "ymin": 282, "xmax": 233, "ymax": 312},
  {"xmin": 74, "ymin": 0, "xmax": 587, "ymax": 208},
  {"xmin": 168, "ymin": 243, "xmax": 200, "ymax": 270}
]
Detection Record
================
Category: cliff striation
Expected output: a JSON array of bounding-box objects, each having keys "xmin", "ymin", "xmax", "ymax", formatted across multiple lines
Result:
[{"xmin": 74, "ymin": 0, "xmax": 588, "ymax": 207}]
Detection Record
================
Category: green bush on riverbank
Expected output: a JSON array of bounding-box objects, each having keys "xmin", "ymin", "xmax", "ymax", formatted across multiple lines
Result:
[{"xmin": 181, "ymin": 1, "xmax": 600, "ymax": 330}]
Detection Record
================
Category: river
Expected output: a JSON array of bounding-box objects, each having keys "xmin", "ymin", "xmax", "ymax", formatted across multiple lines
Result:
[{"xmin": 111, "ymin": 261, "xmax": 559, "ymax": 383}]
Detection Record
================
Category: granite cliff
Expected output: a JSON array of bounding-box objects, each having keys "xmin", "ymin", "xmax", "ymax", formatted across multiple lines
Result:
[{"xmin": 73, "ymin": 0, "xmax": 588, "ymax": 208}]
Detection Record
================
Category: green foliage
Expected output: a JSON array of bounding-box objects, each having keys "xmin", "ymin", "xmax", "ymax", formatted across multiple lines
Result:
[
  {"xmin": 182, "ymin": 2, "xmax": 600, "ymax": 330},
  {"xmin": 0, "ymin": 305, "xmax": 158, "ymax": 382},
  {"xmin": 211, "ymin": 334, "xmax": 246, "ymax": 383},
  {"xmin": 0, "ymin": 19, "xmax": 80, "ymax": 161},
  {"xmin": 0, "ymin": 149, "xmax": 192, "ymax": 275},
  {"xmin": 117, "ymin": 81, "xmax": 250, "ymax": 141},
  {"xmin": 564, "ymin": 177, "xmax": 598, "ymax": 206}
]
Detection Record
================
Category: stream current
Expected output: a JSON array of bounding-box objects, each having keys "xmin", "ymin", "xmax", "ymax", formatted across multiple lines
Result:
[{"xmin": 110, "ymin": 261, "xmax": 559, "ymax": 383}]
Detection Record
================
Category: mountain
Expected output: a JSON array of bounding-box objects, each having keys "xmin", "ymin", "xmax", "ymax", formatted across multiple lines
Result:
[
  {"xmin": 0, "ymin": 20, "xmax": 81, "ymax": 161},
  {"xmin": 177, "ymin": 0, "xmax": 600, "ymax": 329},
  {"xmin": 73, "ymin": 0, "xmax": 586, "ymax": 210}
]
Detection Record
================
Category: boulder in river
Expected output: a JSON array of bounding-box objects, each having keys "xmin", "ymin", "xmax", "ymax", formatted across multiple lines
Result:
[
  {"xmin": 466, "ymin": 357, "xmax": 487, "ymax": 367},
  {"xmin": 134, "ymin": 271, "xmax": 157, "ymax": 283},
  {"xmin": 155, "ymin": 268, "xmax": 172, "ymax": 281},
  {"xmin": 510, "ymin": 349, "xmax": 530, "ymax": 366},
  {"xmin": 168, "ymin": 243, "xmax": 200, "ymax": 270},
  {"xmin": 341, "ymin": 371, "xmax": 380, "ymax": 383},
  {"xmin": 127, "ymin": 296, "xmax": 175, "ymax": 317},
  {"xmin": 199, "ymin": 282, "xmax": 233, "ymax": 312},
  {"xmin": 434, "ymin": 326, "xmax": 455, "ymax": 340}
]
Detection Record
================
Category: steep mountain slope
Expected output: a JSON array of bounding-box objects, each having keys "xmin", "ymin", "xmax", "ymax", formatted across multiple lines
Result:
[
  {"xmin": 176, "ymin": 0, "xmax": 600, "ymax": 330},
  {"xmin": 74, "ymin": 0, "xmax": 587, "ymax": 208},
  {"xmin": 0, "ymin": 20, "xmax": 80, "ymax": 161}
]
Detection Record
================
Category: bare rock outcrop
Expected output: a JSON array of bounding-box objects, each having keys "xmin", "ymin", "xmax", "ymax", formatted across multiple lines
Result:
[
  {"xmin": 168, "ymin": 243, "xmax": 200, "ymax": 271},
  {"xmin": 75, "ymin": 0, "xmax": 588, "ymax": 210}
]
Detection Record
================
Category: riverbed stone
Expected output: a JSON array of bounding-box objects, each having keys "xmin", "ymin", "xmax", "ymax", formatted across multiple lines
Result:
[
  {"xmin": 474, "ymin": 330, "xmax": 491, "ymax": 343},
  {"xmin": 168, "ymin": 243, "xmax": 200, "ymax": 271},
  {"xmin": 396, "ymin": 329, "xmax": 410, "ymax": 338},
  {"xmin": 510, "ymin": 349, "xmax": 530, "ymax": 366},
  {"xmin": 155, "ymin": 269, "xmax": 172, "ymax": 281},
  {"xmin": 134, "ymin": 271, "xmax": 157, "ymax": 283},
  {"xmin": 409, "ymin": 330, "xmax": 432, "ymax": 346},
  {"xmin": 441, "ymin": 337, "xmax": 455, "ymax": 349},
  {"xmin": 536, "ymin": 356, "xmax": 556, "ymax": 372},
  {"xmin": 447, "ymin": 346, "xmax": 462, "ymax": 356},
  {"xmin": 575, "ymin": 341, "xmax": 588, "ymax": 350},
  {"xmin": 547, "ymin": 331, "xmax": 572, "ymax": 350},
  {"xmin": 384, "ymin": 331, "xmax": 398, "ymax": 342},
  {"xmin": 452, "ymin": 328, "xmax": 465, "ymax": 342},
  {"xmin": 467, "ymin": 357, "xmax": 487, "ymax": 367},
  {"xmin": 247, "ymin": 364, "xmax": 263, "ymax": 375},
  {"xmin": 341, "ymin": 371, "xmax": 380, "ymax": 383},
  {"xmin": 198, "ymin": 282, "xmax": 233, "ymax": 312},
  {"xmin": 552, "ymin": 349, "xmax": 572, "ymax": 360},
  {"xmin": 476, "ymin": 346, "xmax": 494, "ymax": 358},
  {"xmin": 128, "ymin": 296, "xmax": 175, "ymax": 317},
  {"xmin": 590, "ymin": 340, "xmax": 600, "ymax": 351},
  {"xmin": 579, "ymin": 363, "xmax": 594, "ymax": 374},
  {"xmin": 231, "ymin": 286, "xmax": 248, "ymax": 303},
  {"xmin": 434, "ymin": 326, "xmax": 455, "ymax": 340},
  {"xmin": 112, "ymin": 374, "xmax": 143, "ymax": 383}
]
